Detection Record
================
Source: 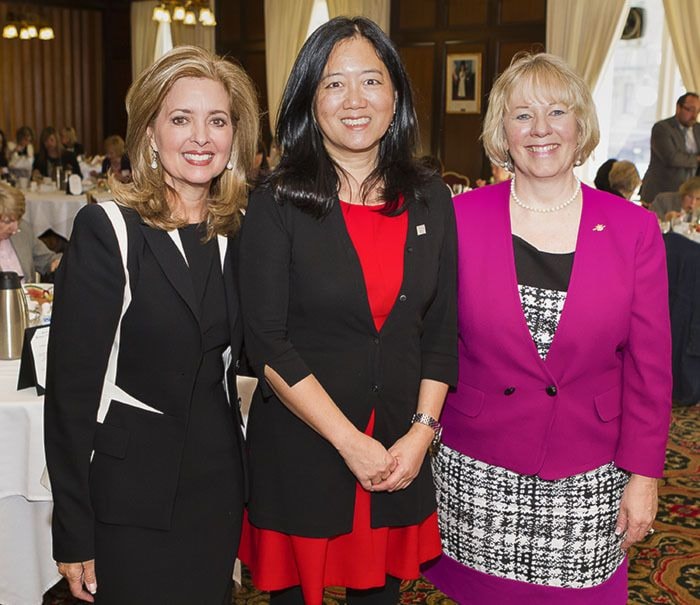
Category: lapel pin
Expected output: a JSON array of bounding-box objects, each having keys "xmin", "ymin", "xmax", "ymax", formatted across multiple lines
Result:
[
  {"xmin": 416, "ymin": 224, "xmax": 427, "ymax": 236},
  {"xmin": 593, "ymin": 224, "xmax": 606, "ymax": 231}
]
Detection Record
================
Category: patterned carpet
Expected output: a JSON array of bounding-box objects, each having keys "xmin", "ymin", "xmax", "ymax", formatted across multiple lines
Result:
[{"xmin": 44, "ymin": 405, "xmax": 699, "ymax": 605}]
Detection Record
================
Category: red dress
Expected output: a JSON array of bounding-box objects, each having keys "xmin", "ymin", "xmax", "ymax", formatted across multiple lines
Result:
[{"xmin": 238, "ymin": 200, "xmax": 441, "ymax": 604}]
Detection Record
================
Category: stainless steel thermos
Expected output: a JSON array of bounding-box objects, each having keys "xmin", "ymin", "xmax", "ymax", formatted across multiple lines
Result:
[{"xmin": 0, "ymin": 272, "xmax": 29, "ymax": 360}]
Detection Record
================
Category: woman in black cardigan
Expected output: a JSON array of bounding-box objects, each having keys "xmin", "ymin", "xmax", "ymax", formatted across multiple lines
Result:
[{"xmin": 238, "ymin": 17, "xmax": 457, "ymax": 605}]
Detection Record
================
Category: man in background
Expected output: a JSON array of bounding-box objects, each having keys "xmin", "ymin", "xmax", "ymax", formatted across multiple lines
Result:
[{"xmin": 640, "ymin": 92, "xmax": 700, "ymax": 203}]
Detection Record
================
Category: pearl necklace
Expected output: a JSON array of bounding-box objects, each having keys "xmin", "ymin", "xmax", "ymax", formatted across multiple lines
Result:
[{"xmin": 510, "ymin": 177, "xmax": 581, "ymax": 213}]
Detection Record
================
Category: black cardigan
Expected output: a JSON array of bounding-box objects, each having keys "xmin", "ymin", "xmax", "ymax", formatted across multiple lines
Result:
[{"xmin": 239, "ymin": 176, "xmax": 458, "ymax": 536}]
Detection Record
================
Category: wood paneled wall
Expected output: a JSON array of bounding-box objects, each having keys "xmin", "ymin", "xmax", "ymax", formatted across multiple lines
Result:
[
  {"xmin": 0, "ymin": 2, "xmax": 104, "ymax": 155},
  {"xmin": 216, "ymin": 1, "xmax": 270, "ymax": 146},
  {"xmin": 392, "ymin": 0, "xmax": 546, "ymax": 182},
  {"xmin": 0, "ymin": 0, "xmax": 130, "ymax": 156}
]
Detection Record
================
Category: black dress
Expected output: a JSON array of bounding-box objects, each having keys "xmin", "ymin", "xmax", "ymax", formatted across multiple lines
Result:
[{"xmin": 93, "ymin": 224, "xmax": 243, "ymax": 604}]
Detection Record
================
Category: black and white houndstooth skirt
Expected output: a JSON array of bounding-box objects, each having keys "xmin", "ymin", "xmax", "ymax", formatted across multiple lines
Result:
[{"xmin": 432, "ymin": 446, "xmax": 630, "ymax": 588}]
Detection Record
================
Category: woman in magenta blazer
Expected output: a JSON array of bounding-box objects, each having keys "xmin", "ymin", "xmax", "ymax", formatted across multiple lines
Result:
[{"xmin": 423, "ymin": 53, "xmax": 672, "ymax": 604}]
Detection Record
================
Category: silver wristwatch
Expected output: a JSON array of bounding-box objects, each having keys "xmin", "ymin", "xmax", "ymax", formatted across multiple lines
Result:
[{"xmin": 411, "ymin": 412, "xmax": 443, "ymax": 454}]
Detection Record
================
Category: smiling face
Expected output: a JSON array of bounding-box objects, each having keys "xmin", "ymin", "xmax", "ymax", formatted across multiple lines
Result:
[
  {"xmin": 314, "ymin": 36, "xmax": 395, "ymax": 168},
  {"xmin": 148, "ymin": 77, "xmax": 233, "ymax": 200},
  {"xmin": 504, "ymin": 91, "xmax": 579, "ymax": 181}
]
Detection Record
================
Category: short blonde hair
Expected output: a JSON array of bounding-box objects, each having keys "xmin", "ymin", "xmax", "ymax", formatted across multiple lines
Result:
[
  {"xmin": 0, "ymin": 182, "xmax": 26, "ymax": 220},
  {"xmin": 111, "ymin": 45, "xmax": 260, "ymax": 238},
  {"xmin": 608, "ymin": 161, "xmax": 640, "ymax": 197},
  {"xmin": 679, "ymin": 176, "xmax": 700, "ymax": 197},
  {"xmin": 104, "ymin": 134, "xmax": 125, "ymax": 157},
  {"xmin": 482, "ymin": 52, "xmax": 600, "ymax": 169},
  {"xmin": 61, "ymin": 127, "xmax": 78, "ymax": 146}
]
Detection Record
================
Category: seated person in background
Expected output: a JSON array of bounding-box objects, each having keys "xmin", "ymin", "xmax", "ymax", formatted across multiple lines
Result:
[
  {"xmin": 33, "ymin": 127, "xmax": 82, "ymax": 180},
  {"xmin": 475, "ymin": 161, "xmax": 512, "ymax": 187},
  {"xmin": 0, "ymin": 182, "xmax": 61, "ymax": 282},
  {"xmin": 651, "ymin": 176, "xmax": 700, "ymax": 221},
  {"xmin": 8, "ymin": 126, "xmax": 35, "ymax": 177},
  {"xmin": 60, "ymin": 127, "xmax": 85, "ymax": 158},
  {"xmin": 608, "ymin": 160, "xmax": 641, "ymax": 201},
  {"xmin": 594, "ymin": 158, "xmax": 617, "ymax": 193},
  {"xmin": 418, "ymin": 154, "xmax": 445, "ymax": 175},
  {"xmin": 251, "ymin": 138, "xmax": 270, "ymax": 181},
  {"xmin": 0, "ymin": 129, "xmax": 9, "ymax": 174},
  {"xmin": 99, "ymin": 134, "xmax": 131, "ymax": 182}
]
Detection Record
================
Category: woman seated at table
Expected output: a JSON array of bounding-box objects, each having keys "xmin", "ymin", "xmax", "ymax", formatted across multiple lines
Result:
[
  {"xmin": 99, "ymin": 134, "xmax": 131, "ymax": 182},
  {"xmin": 32, "ymin": 127, "xmax": 82, "ymax": 180},
  {"xmin": 8, "ymin": 126, "xmax": 35, "ymax": 177},
  {"xmin": 60, "ymin": 127, "xmax": 85, "ymax": 159},
  {"xmin": 0, "ymin": 129, "xmax": 9, "ymax": 174},
  {"xmin": 608, "ymin": 160, "xmax": 641, "ymax": 201},
  {"xmin": 650, "ymin": 176, "xmax": 700, "ymax": 221},
  {"xmin": 0, "ymin": 182, "xmax": 61, "ymax": 281}
]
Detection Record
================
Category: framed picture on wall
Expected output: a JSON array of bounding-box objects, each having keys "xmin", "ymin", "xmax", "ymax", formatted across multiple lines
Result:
[{"xmin": 445, "ymin": 53, "xmax": 481, "ymax": 114}]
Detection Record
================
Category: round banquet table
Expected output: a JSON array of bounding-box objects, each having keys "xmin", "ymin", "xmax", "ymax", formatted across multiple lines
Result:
[{"xmin": 0, "ymin": 359, "xmax": 61, "ymax": 605}]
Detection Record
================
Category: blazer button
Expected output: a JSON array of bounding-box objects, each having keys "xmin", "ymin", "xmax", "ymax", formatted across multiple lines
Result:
[
  {"xmin": 546, "ymin": 385, "xmax": 558, "ymax": 397},
  {"xmin": 504, "ymin": 387, "xmax": 516, "ymax": 396},
  {"xmin": 371, "ymin": 384, "xmax": 381, "ymax": 393},
  {"xmin": 407, "ymin": 246, "xmax": 414, "ymax": 253},
  {"xmin": 373, "ymin": 337, "xmax": 380, "ymax": 345},
  {"xmin": 399, "ymin": 294, "xmax": 407, "ymax": 302}
]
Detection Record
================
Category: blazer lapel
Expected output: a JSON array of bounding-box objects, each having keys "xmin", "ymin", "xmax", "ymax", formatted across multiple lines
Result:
[
  {"xmin": 545, "ymin": 185, "xmax": 596, "ymax": 379},
  {"xmin": 139, "ymin": 224, "xmax": 200, "ymax": 321}
]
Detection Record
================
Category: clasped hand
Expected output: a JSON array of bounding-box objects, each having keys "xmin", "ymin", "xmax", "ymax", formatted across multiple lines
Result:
[
  {"xmin": 340, "ymin": 424, "xmax": 433, "ymax": 493},
  {"xmin": 57, "ymin": 559, "xmax": 97, "ymax": 602}
]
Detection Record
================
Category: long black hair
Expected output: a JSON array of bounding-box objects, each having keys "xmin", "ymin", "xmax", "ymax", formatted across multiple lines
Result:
[{"xmin": 267, "ymin": 16, "xmax": 431, "ymax": 217}]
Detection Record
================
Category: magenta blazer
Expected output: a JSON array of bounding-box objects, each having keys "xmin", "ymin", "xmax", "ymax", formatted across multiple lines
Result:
[{"xmin": 440, "ymin": 181, "xmax": 672, "ymax": 480}]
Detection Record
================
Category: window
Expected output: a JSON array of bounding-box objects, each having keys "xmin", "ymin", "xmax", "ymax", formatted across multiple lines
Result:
[{"xmin": 590, "ymin": 0, "xmax": 684, "ymax": 186}]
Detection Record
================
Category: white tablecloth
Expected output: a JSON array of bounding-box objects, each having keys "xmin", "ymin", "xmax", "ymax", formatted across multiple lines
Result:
[
  {"xmin": 23, "ymin": 191, "xmax": 87, "ymax": 240},
  {"xmin": 0, "ymin": 360, "xmax": 60, "ymax": 605}
]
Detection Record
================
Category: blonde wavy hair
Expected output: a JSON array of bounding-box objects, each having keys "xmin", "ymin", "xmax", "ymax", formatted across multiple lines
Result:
[
  {"xmin": 110, "ymin": 45, "xmax": 259, "ymax": 238},
  {"xmin": 482, "ymin": 52, "xmax": 600, "ymax": 170}
]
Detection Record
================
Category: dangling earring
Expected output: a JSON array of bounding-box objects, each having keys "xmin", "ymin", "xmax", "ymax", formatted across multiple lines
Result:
[
  {"xmin": 226, "ymin": 160, "xmax": 233, "ymax": 170},
  {"xmin": 503, "ymin": 152, "xmax": 514, "ymax": 173},
  {"xmin": 150, "ymin": 149, "xmax": 158, "ymax": 170}
]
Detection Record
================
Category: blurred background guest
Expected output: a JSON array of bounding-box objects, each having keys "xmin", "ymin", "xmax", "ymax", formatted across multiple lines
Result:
[
  {"xmin": 99, "ymin": 134, "xmax": 131, "ymax": 182},
  {"xmin": 8, "ymin": 126, "xmax": 35, "ymax": 178},
  {"xmin": 418, "ymin": 154, "xmax": 445, "ymax": 175},
  {"xmin": 0, "ymin": 182, "xmax": 61, "ymax": 282},
  {"xmin": 475, "ymin": 161, "xmax": 512, "ymax": 187},
  {"xmin": 650, "ymin": 175, "xmax": 700, "ymax": 221},
  {"xmin": 425, "ymin": 52, "xmax": 671, "ymax": 605},
  {"xmin": 0, "ymin": 129, "xmax": 9, "ymax": 176},
  {"xmin": 33, "ymin": 127, "xmax": 82, "ymax": 180},
  {"xmin": 44, "ymin": 45, "xmax": 258, "ymax": 605},
  {"xmin": 60, "ymin": 126, "xmax": 85, "ymax": 158},
  {"xmin": 594, "ymin": 157, "xmax": 618, "ymax": 193},
  {"xmin": 251, "ymin": 137, "xmax": 269, "ymax": 182},
  {"xmin": 239, "ymin": 16, "xmax": 457, "ymax": 605},
  {"xmin": 608, "ymin": 160, "xmax": 641, "ymax": 201}
]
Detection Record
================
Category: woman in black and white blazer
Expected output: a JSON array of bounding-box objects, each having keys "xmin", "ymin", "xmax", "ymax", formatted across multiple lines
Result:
[{"xmin": 44, "ymin": 46, "xmax": 258, "ymax": 604}]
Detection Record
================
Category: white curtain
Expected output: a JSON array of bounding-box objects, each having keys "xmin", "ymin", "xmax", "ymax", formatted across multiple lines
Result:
[
  {"xmin": 153, "ymin": 22, "xmax": 174, "ymax": 62},
  {"xmin": 131, "ymin": 1, "xmax": 159, "ymax": 80},
  {"xmin": 546, "ymin": 0, "xmax": 629, "ymax": 92},
  {"xmin": 264, "ymin": 0, "xmax": 316, "ymax": 135},
  {"xmin": 131, "ymin": 1, "xmax": 216, "ymax": 80},
  {"xmin": 663, "ymin": 0, "xmax": 700, "ymax": 93},
  {"xmin": 326, "ymin": 0, "xmax": 390, "ymax": 32}
]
